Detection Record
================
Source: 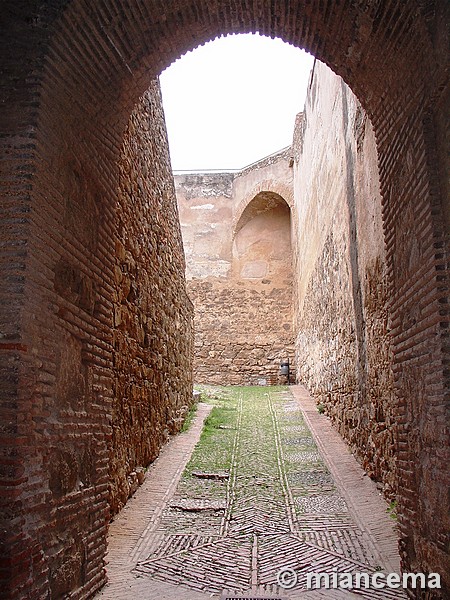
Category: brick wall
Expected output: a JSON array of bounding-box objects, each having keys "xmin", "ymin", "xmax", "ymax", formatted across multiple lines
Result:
[{"xmin": 0, "ymin": 43, "xmax": 193, "ymax": 598}]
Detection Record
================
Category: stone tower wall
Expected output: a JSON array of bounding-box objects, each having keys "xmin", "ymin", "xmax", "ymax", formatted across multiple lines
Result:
[
  {"xmin": 175, "ymin": 152, "xmax": 295, "ymax": 385},
  {"xmin": 292, "ymin": 62, "xmax": 397, "ymax": 496}
]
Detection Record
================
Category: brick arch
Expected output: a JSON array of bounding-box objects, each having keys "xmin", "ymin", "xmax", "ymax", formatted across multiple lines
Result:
[
  {"xmin": 1, "ymin": 1, "xmax": 448, "ymax": 598},
  {"xmin": 33, "ymin": 0, "xmax": 443, "ymax": 147},
  {"xmin": 233, "ymin": 182, "xmax": 293, "ymax": 238}
]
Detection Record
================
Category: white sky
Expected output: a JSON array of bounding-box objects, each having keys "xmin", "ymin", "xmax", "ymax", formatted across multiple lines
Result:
[{"xmin": 160, "ymin": 34, "xmax": 314, "ymax": 172}]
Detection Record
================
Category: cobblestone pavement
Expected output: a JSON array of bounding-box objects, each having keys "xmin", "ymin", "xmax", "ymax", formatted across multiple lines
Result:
[{"xmin": 97, "ymin": 386, "xmax": 405, "ymax": 599}]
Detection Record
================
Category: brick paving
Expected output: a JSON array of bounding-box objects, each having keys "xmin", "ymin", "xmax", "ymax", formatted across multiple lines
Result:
[{"xmin": 96, "ymin": 386, "xmax": 404, "ymax": 599}]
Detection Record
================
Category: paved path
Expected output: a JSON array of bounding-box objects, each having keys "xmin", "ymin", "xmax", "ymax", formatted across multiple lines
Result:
[{"xmin": 96, "ymin": 386, "xmax": 404, "ymax": 599}]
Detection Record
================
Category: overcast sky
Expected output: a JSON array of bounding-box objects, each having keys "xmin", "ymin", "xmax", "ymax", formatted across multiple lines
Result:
[{"xmin": 160, "ymin": 34, "xmax": 314, "ymax": 172}]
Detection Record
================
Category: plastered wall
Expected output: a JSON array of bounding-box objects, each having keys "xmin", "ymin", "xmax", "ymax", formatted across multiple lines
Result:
[
  {"xmin": 175, "ymin": 150, "xmax": 295, "ymax": 385},
  {"xmin": 293, "ymin": 62, "xmax": 397, "ymax": 496}
]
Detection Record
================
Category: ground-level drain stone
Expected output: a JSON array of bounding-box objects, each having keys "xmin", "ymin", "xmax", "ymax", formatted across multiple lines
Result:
[{"xmin": 192, "ymin": 471, "xmax": 230, "ymax": 480}]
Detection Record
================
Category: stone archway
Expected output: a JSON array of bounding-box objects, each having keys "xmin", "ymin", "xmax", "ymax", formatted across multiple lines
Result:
[
  {"xmin": 1, "ymin": 1, "xmax": 448, "ymax": 598},
  {"xmin": 232, "ymin": 192, "xmax": 292, "ymax": 281},
  {"xmin": 233, "ymin": 183, "xmax": 295, "ymax": 237}
]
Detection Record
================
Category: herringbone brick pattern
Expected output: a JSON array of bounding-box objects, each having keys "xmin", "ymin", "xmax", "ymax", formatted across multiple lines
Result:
[{"xmin": 97, "ymin": 386, "xmax": 404, "ymax": 599}]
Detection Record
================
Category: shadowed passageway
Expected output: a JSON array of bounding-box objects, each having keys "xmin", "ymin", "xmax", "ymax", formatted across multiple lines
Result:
[{"xmin": 98, "ymin": 386, "xmax": 403, "ymax": 599}]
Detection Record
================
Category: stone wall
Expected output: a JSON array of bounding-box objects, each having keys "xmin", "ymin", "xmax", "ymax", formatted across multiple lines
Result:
[
  {"xmin": 293, "ymin": 62, "xmax": 397, "ymax": 496},
  {"xmin": 112, "ymin": 84, "xmax": 194, "ymax": 514},
  {"xmin": 0, "ymin": 70, "xmax": 193, "ymax": 598},
  {"xmin": 190, "ymin": 278, "xmax": 294, "ymax": 385},
  {"xmin": 175, "ymin": 152, "xmax": 295, "ymax": 385}
]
